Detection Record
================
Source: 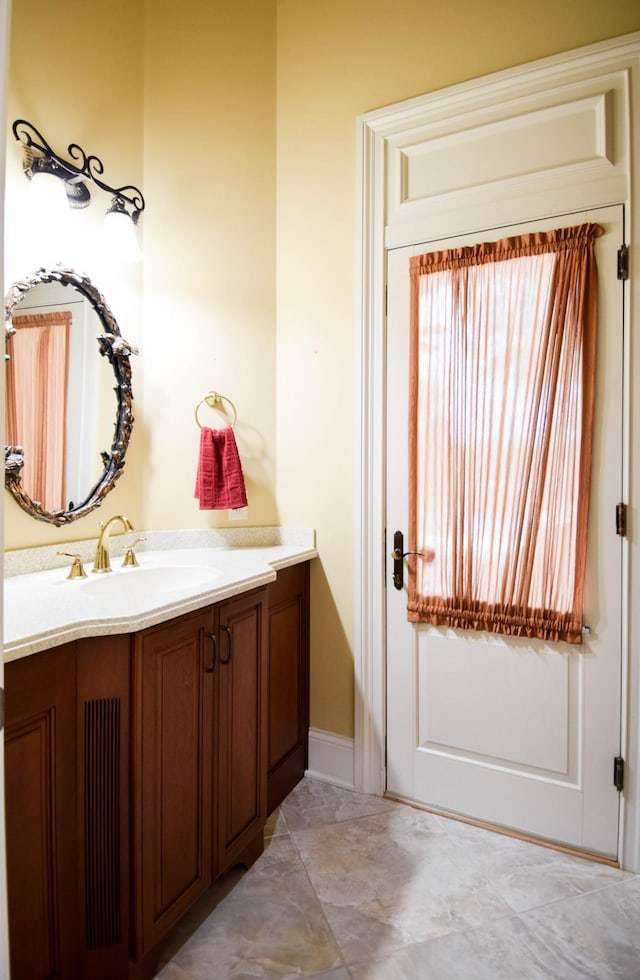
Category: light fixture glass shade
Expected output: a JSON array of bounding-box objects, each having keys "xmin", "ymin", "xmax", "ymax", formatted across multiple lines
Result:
[
  {"xmin": 26, "ymin": 160, "xmax": 73, "ymax": 264},
  {"xmin": 103, "ymin": 198, "xmax": 143, "ymax": 263},
  {"xmin": 29, "ymin": 166, "xmax": 69, "ymax": 217}
]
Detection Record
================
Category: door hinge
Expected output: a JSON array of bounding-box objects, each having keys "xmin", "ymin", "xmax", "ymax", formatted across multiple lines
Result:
[
  {"xmin": 614, "ymin": 755, "xmax": 625, "ymax": 792},
  {"xmin": 616, "ymin": 502, "xmax": 627, "ymax": 537},
  {"xmin": 617, "ymin": 245, "xmax": 629, "ymax": 281},
  {"xmin": 0, "ymin": 686, "xmax": 4, "ymax": 732}
]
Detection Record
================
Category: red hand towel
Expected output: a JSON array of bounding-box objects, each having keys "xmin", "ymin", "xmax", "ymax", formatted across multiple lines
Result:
[{"xmin": 194, "ymin": 426, "xmax": 248, "ymax": 510}]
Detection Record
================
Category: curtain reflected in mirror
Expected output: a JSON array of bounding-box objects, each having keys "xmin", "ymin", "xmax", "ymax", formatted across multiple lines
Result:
[
  {"xmin": 6, "ymin": 310, "xmax": 70, "ymax": 512},
  {"xmin": 4, "ymin": 267, "xmax": 136, "ymax": 525}
]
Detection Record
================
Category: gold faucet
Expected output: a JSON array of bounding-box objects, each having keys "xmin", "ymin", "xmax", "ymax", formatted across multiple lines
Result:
[{"xmin": 92, "ymin": 515, "xmax": 133, "ymax": 573}]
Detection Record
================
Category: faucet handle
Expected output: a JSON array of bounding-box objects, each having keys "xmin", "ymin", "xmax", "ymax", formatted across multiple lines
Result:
[
  {"xmin": 122, "ymin": 537, "xmax": 146, "ymax": 567},
  {"xmin": 57, "ymin": 551, "xmax": 88, "ymax": 580}
]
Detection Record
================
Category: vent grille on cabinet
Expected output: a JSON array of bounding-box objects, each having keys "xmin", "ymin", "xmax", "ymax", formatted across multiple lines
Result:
[{"xmin": 84, "ymin": 698, "xmax": 122, "ymax": 949}]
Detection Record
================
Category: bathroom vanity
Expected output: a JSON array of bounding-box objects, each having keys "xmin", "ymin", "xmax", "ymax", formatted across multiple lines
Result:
[{"xmin": 3, "ymin": 530, "xmax": 313, "ymax": 980}]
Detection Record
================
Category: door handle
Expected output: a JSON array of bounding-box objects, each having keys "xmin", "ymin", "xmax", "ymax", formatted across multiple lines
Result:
[
  {"xmin": 220, "ymin": 624, "xmax": 234, "ymax": 665},
  {"xmin": 391, "ymin": 530, "xmax": 430, "ymax": 590},
  {"xmin": 204, "ymin": 631, "xmax": 218, "ymax": 672}
]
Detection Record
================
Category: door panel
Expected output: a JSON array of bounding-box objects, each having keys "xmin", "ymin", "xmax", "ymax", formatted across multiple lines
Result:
[
  {"xmin": 419, "ymin": 637, "xmax": 572, "ymax": 774},
  {"xmin": 133, "ymin": 609, "xmax": 213, "ymax": 956},
  {"xmin": 215, "ymin": 589, "xmax": 267, "ymax": 876},
  {"xmin": 386, "ymin": 206, "xmax": 623, "ymax": 857}
]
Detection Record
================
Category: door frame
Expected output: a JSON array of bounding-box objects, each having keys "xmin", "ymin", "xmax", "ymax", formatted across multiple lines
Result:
[
  {"xmin": 0, "ymin": 1, "xmax": 12, "ymax": 974},
  {"xmin": 354, "ymin": 32, "xmax": 640, "ymax": 871}
]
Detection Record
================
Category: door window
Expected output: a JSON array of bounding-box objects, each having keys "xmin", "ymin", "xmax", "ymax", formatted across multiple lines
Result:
[{"xmin": 409, "ymin": 223, "xmax": 602, "ymax": 645}]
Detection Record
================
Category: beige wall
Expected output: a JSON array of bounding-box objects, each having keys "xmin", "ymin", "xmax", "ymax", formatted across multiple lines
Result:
[
  {"xmin": 275, "ymin": 0, "xmax": 640, "ymax": 738},
  {"xmin": 5, "ymin": 0, "xmax": 146, "ymax": 548},
  {"xmin": 5, "ymin": 1, "xmax": 640, "ymax": 740},
  {"xmin": 5, "ymin": 0, "xmax": 277, "ymax": 551},
  {"xmin": 141, "ymin": 0, "xmax": 277, "ymax": 532}
]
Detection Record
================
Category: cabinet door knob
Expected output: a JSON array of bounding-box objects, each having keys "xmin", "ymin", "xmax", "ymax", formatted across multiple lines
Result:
[
  {"xmin": 204, "ymin": 631, "xmax": 218, "ymax": 672},
  {"xmin": 220, "ymin": 625, "xmax": 234, "ymax": 665}
]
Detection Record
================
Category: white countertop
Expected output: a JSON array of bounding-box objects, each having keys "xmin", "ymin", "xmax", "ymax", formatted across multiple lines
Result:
[{"xmin": 4, "ymin": 527, "xmax": 317, "ymax": 662}]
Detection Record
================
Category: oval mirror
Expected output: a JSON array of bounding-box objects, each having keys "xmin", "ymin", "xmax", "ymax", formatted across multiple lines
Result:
[{"xmin": 4, "ymin": 267, "xmax": 136, "ymax": 525}]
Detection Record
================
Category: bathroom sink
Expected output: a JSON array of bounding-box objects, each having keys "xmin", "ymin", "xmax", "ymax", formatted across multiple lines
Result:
[
  {"xmin": 77, "ymin": 563, "xmax": 220, "ymax": 599},
  {"xmin": 3, "ymin": 534, "xmax": 317, "ymax": 661}
]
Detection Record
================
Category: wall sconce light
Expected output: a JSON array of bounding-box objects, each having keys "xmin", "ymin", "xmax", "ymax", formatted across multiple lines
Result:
[
  {"xmin": 12, "ymin": 118, "xmax": 145, "ymax": 261},
  {"xmin": 104, "ymin": 195, "xmax": 143, "ymax": 263}
]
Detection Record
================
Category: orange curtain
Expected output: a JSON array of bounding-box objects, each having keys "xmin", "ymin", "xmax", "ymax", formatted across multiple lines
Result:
[
  {"xmin": 6, "ymin": 311, "xmax": 71, "ymax": 512},
  {"xmin": 408, "ymin": 223, "xmax": 602, "ymax": 645}
]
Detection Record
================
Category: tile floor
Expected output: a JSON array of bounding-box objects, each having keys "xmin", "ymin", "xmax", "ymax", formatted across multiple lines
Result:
[{"xmin": 155, "ymin": 778, "xmax": 640, "ymax": 979}]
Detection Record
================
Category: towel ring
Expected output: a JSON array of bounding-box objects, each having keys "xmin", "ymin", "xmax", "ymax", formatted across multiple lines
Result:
[{"xmin": 195, "ymin": 391, "xmax": 238, "ymax": 429}]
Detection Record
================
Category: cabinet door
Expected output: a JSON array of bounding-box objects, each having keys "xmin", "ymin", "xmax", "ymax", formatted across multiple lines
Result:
[
  {"xmin": 215, "ymin": 589, "xmax": 267, "ymax": 876},
  {"xmin": 132, "ymin": 608, "xmax": 215, "ymax": 958},
  {"xmin": 4, "ymin": 644, "xmax": 79, "ymax": 980},
  {"xmin": 266, "ymin": 563, "xmax": 310, "ymax": 813},
  {"xmin": 76, "ymin": 634, "xmax": 131, "ymax": 980}
]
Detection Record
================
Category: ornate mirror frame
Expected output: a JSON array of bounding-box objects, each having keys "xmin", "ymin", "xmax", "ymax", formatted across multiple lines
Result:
[{"xmin": 4, "ymin": 266, "xmax": 136, "ymax": 525}]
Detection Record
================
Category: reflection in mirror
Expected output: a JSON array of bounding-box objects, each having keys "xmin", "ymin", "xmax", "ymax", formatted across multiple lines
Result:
[
  {"xmin": 7, "ymin": 282, "xmax": 114, "ymax": 509},
  {"xmin": 4, "ymin": 267, "xmax": 137, "ymax": 525}
]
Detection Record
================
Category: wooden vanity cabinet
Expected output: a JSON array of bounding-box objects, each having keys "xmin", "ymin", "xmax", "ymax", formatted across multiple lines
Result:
[
  {"xmin": 4, "ymin": 643, "xmax": 79, "ymax": 980},
  {"xmin": 266, "ymin": 562, "xmax": 310, "ymax": 813},
  {"xmin": 131, "ymin": 588, "xmax": 268, "ymax": 970},
  {"xmin": 76, "ymin": 633, "xmax": 132, "ymax": 980},
  {"xmin": 215, "ymin": 588, "xmax": 268, "ymax": 876},
  {"xmin": 4, "ymin": 563, "xmax": 309, "ymax": 980},
  {"xmin": 131, "ymin": 606, "xmax": 215, "ymax": 963},
  {"xmin": 4, "ymin": 635, "xmax": 132, "ymax": 980}
]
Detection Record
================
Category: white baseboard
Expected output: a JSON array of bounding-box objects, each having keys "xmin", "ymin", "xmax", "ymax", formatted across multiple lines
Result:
[{"xmin": 306, "ymin": 727, "xmax": 355, "ymax": 790}]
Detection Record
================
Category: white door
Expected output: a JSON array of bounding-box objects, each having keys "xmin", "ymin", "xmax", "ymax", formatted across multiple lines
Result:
[{"xmin": 386, "ymin": 206, "xmax": 625, "ymax": 859}]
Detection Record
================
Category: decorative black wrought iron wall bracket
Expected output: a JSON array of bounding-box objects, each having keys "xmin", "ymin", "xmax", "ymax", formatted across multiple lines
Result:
[{"xmin": 12, "ymin": 118, "xmax": 145, "ymax": 222}]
